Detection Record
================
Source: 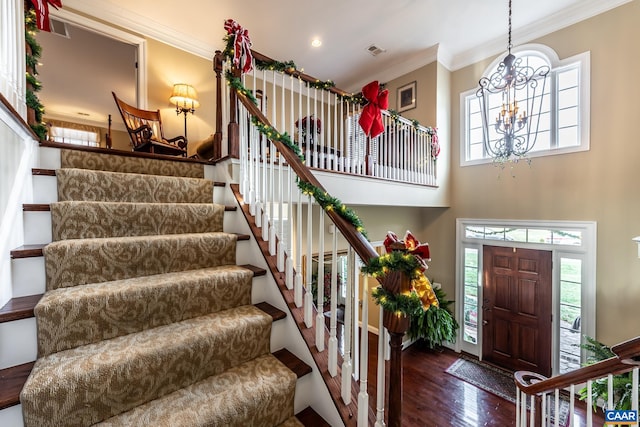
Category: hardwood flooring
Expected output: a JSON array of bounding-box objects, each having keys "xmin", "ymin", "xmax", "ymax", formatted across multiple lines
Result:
[{"xmin": 362, "ymin": 332, "xmax": 605, "ymax": 427}]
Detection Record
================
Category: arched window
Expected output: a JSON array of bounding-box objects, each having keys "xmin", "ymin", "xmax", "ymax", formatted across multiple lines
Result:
[{"xmin": 461, "ymin": 45, "xmax": 590, "ymax": 165}]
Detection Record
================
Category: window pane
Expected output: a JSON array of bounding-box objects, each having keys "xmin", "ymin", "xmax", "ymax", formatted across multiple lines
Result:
[
  {"xmin": 558, "ymin": 126, "xmax": 579, "ymax": 148},
  {"xmin": 552, "ymin": 230, "xmax": 582, "ymax": 246},
  {"xmin": 485, "ymin": 227, "xmax": 505, "ymax": 240},
  {"xmin": 558, "ymin": 87, "xmax": 578, "ymax": 108},
  {"xmin": 463, "ymin": 247, "xmax": 479, "ymax": 345},
  {"xmin": 558, "ymin": 68, "xmax": 579, "ymax": 89},
  {"xmin": 469, "ymin": 112, "xmax": 483, "ymax": 129},
  {"xmin": 558, "ymin": 106, "xmax": 578, "ymax": 128},
  {"xmin": 465, "ymin": 226, "xmax": 485, "ymax": 239},
  {"xmin": 464, "ymin": 248, "xmax": 478, "ymax": 267},
  {"xmin": 469, "ymin": 143, "xmax": 484, "ymax": 160},
  {"xmin": 505, "ymin": 228, "xmax": 527, "ymax": 242},
  {"xmin": 527, "ymin": 229, "xmax": 552, "ymax": 244},
  {"xmin": 531, "ymin": 130, "xmax": 551, "ymax": 151},
  {"xmin": 559, "ymin": 257, "xmax": 582, "ymax": 373}
]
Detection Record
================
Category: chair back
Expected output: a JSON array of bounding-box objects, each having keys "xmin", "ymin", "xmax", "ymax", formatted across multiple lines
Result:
[{"xmin": 112, "ymin": 92, "xmax": 164, "ymax": 150}]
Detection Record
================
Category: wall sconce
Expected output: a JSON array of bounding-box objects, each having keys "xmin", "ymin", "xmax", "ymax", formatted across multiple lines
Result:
[
  {"xmin": 633, "ymin": 236, "xmax": 640, "ymax": 258},
  {"xmin": 169, "ymin": 83, "xmax": 199, "ymax": 141}
]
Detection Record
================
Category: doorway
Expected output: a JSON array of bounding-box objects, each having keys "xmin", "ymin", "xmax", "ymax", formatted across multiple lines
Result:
[{"xmin": 482, "ymin": 245, "xmax": 552, "ymax": 376}]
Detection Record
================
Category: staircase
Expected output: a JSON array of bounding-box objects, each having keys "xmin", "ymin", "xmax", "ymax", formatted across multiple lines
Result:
[{"xmin": 0, "ymin": 145, "xmax": 331, "ymax": 426}]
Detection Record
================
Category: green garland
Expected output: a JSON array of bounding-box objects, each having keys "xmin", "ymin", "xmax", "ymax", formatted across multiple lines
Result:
[
  {"xmin": 387, "ymin": 109, "xmax": 437, "ymax": 135},
  {"xmin": 297, "ymin": 180, "xmax": 368, "ymax": 239},
  {"xmin": 361, "ymin": 250, "xmax": 422, "ymax": 281},
  {"xmin": 24, "ymin": 8, "xmax": 47, "ymax": 141},
  {"xmin": 370, "ymin": 285, "xmax": 423, "ymax": 318}
]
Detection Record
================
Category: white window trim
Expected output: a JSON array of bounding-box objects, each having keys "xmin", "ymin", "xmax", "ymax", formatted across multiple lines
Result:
[
  {"xmin": 455, "ymin": 218, "xmax": 597, "ymax": 375},
  {"xmin": 460, "ymin": 44, "xmax": 591, "ymax": 167}
]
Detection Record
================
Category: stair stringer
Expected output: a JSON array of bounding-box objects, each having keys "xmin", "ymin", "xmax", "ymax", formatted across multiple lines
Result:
[{"xmin": 212, "ymin": 158, "xmax": 345, "ymax": 427}]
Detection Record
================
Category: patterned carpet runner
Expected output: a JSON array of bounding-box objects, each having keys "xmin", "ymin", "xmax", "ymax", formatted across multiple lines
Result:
[{"xmin": 19, "ymin": 150, "xmax": 302, "ymax": 427}]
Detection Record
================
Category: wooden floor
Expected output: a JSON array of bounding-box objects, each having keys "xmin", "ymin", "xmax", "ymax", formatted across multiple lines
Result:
[{"xmin": 363, "ymin": 333, "xmax": 605, "ymax": 427}]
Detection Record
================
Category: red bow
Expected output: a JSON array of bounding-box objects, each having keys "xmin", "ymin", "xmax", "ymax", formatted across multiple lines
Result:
[
  {"xmin": 29, "ymin": 0, "xmax": 62, "ymax": 32},
  {"xmin": 384, "ymin": 230, "xmax": 431, "ymax": 269},
  {"xmin": 358, "ymin": 81, "xmax": 388, "ymax": 139},
  {"xmin": 224, "ymin": 19, "xmax": 253, "ymax": 74}
]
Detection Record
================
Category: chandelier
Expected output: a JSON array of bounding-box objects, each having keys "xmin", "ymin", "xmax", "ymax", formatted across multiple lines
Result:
[{"xmin": 476, "ymin": 0, "xmax": 550, "ymax": 163}]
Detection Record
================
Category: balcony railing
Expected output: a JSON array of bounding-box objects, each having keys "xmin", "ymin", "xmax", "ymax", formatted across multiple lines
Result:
[
  {"xmin": 213, "ymin": 50, "xmax": 438, "ymax": 187},
  {"xmin": 515, "ymin": 336, "xmax": 640, "ymax": 426}
]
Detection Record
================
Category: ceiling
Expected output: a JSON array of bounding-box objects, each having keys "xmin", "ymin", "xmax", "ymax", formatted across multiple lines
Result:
[
  {"xmin": 60, "ymin": 0, "xmax": 629, "ymax": 90},
  {"xmin": 39, "ymin": 0, "xmax": 630, "ymax": 128}
]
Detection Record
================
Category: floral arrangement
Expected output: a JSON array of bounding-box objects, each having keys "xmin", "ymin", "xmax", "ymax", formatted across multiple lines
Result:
[
  {"xmin": 362, "ymin": 231, "xmax": 439, "ymax": 317},
  {"xmin": 295, "ymin": 114, "xmax": 321, "ymax": 138}
]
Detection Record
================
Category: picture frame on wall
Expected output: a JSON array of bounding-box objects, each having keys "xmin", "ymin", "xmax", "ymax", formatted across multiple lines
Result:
[{"xmin": 397, "ymin": 81, "xmax": 416, "ymax": 112}]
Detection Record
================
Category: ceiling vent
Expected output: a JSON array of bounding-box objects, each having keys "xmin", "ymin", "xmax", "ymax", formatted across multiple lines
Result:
[
  {"xmin": 49, "ymin": 18, "xmax": 70, "ymax": 38},
  {"xmin": 366, "ymin": 44, "xmax": 386, "ymax": 57}
]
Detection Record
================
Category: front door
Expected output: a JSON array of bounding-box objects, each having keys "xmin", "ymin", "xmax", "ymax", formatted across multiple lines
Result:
[{"xmin": 482, "ymin": 246, "xmax": 552, "ymax": 376}]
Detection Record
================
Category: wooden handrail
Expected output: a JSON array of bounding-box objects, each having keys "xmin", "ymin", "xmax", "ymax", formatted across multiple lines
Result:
[
  {"xmin": 235, "ymin": 90, "xmax": 378, "ymax": 265},
  {"xmin": 515, "ymin": 336, "xmax": 640, "ymax": 395}
]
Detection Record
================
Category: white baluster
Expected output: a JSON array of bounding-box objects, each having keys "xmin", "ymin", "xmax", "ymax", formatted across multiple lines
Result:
[
  {"xmin": 304, "ymin": 195, "xmax": 313, "ymax": 327},
  {"xmin": 569, "ymin": 384, "xmax": 575, "ymax": 426},
  {"xmin": 315, "ymin": 213, "xmax": 325, "ymax": 351},
  {"xmin": 541, "ymin": 392, "xmax": 547, "ymax": 426},
  {"xmin": 608, "ymin": 373, "xmax": 614, "ymax": 411},
  {"xmin": 632, "ymin": 367, "xmax": 639, "ymax": 412},
  {"xmin": 357, "ymin": 276, "xmax": 369, "ymax": 426},
  {"xmin": 586, "ymin": 380, "xmax": 593, "ymax": 427},
  {"xmin": 294, "ymin": 186, "xmax": 303, "ymax": 307},
  {"xmin": 341, "ymin": 248, "xmax": 354, "ymax": 404},
  {"xmin": 554, "ymin": 389, "xmax": 559, "ymax": 427},
  {"xmin": 515, "ymin": 387, "xmax": 520, "ymax": 427},
  {"xmin": 328, "ymin": 230, "xmax": 338, "ymax": 377}
]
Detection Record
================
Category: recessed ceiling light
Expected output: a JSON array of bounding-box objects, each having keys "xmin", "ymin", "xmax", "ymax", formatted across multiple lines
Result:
[{"xmin": 311, "ymin": 38, "xmax": 322, "ymax": 48}]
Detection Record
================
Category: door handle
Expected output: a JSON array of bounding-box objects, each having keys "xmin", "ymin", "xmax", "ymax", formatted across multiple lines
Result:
[{"xmin": 483, "ymin": 320, "xmax": 488, "ymax": 325}]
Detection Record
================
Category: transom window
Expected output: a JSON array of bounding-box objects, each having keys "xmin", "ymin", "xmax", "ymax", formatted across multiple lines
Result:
[{"xmin": 461, "ymin": 45, "xmax": 590, "ymax": 166}]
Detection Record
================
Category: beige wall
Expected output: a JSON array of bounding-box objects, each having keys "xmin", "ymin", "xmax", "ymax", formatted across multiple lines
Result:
[
  {"xmin": 422, "ymin": 0, "xmax": 640, "ymax": 346},
  {"xmin": 146, "ymin": 39, "xmax": 216, "ymax": 157}
]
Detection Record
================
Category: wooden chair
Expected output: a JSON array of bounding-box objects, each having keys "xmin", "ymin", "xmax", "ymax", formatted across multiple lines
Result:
[{"xmin": 112, "ymin": 92, "xmax": 187, "ymax": 157}]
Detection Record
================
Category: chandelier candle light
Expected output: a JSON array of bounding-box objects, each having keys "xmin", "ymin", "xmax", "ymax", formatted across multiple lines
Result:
[
  {"xmin": 169, "ymin": 83, "xmax": 200, "ymax": 141},
  {"xmin": 476, "ymin": 0, "xmax": 550, "ymax": 164}
]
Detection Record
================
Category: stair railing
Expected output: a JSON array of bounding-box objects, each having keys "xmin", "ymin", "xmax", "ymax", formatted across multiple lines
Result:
[
  {"xmin": 514, "ymin": 336, "xmax": 640, "ymax": 426},
  {"xmin": 213, "ymin": 49, "xmax": 438, "ymax": 187},
  {"xmin": 218, "ymin": 48, "xmax": 421, "ymax": 425}
]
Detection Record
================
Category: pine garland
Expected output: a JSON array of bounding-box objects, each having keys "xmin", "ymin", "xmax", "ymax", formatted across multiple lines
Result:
[
  {"xmin": 296, "ymin": 180, "xmax": 368, "ymax": 239},
  {"xmin": 371, "ymin": 286, "xmax": 424, "ymax": 318},
  {"xmin": 360, "ymin": 251, "xmax": 422, "ymax": 281},
  {"xmin": 24, "ymin": 8, "xmax": 47, "ymax": 141}
]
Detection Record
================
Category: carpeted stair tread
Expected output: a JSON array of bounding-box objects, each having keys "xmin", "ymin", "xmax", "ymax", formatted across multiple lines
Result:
[
  {"xmin": 20, "ymin": 305, "xmax": 273, "ymax": 427},
  {"xmin": 44, "ymin": 232, "xmax": 238, "ymax": 290},
  {"xmin": 60, "ymin": 148, "xmax": 205, "ymax": 178},
  {"xmin": 56, "ymin": 168, "xmax": 214, "ymax": 203},
  {"xmin": 35, "ymin": 265, "xmax": 254, "ymax": 356},
  {"xmin": 94, "ymin": 353, "xmax": 297, "ymax": 427},
  {"xmin": 51, "ymin": 201, "xmax": 225, "ymax": 240}
]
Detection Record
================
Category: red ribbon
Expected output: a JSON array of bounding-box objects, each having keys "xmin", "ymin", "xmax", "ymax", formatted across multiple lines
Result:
[
  {"xmin": 29, "ymin": 0, "xmax": 62, "ymax": 32},
  {"xmin": 358, "ymin": 81, "xmax": 388, "ymax": 139},
  {"xmin": 224, "ymin": 19, "xmax": 253, "ymax": 74},
  {"xmin": 384, "ymin": 230, "xmax": 431, "ymax": 269}
]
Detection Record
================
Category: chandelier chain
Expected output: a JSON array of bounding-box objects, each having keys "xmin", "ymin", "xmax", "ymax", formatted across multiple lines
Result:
[{"xmin": 508, "ymin": 0, "xmax": 513, "ymax": 53}]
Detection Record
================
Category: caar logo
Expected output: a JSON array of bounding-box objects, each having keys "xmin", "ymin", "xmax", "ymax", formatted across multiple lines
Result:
[{"xmin": 605, "ymin": 410, "xmax": 638, "ymax": 425}]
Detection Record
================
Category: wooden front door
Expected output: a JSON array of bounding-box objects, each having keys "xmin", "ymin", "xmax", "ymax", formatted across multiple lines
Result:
[{"xmin": 482, "ymin": 246, "xmax": 552, "ymax": 376}]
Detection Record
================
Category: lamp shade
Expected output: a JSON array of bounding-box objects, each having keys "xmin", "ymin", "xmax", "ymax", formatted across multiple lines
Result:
[{"xmin": 169, "ymin": 84, "xmax": 200, "ymax": 110}]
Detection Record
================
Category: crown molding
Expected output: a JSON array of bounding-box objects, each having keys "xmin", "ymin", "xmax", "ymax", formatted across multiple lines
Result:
[
  {"xmin": 62, "ymin": 0, "xmax": 216, "ymax": 60},
  {"xmin": 449, "ymin": 0, "xmax": 633, "ymax": 71}
]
